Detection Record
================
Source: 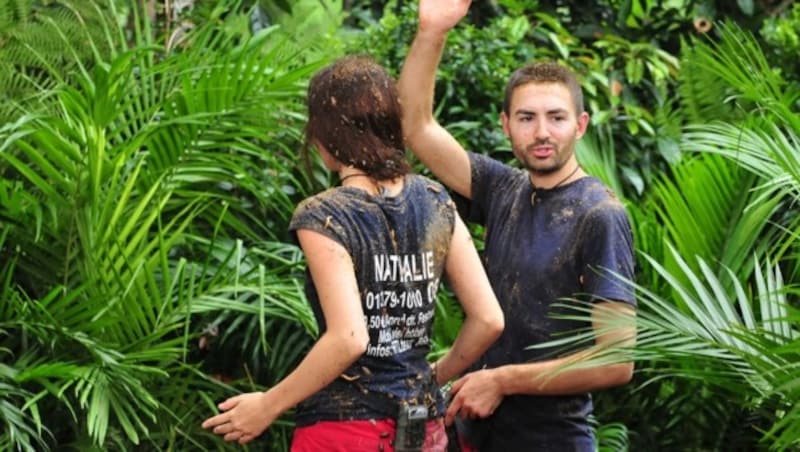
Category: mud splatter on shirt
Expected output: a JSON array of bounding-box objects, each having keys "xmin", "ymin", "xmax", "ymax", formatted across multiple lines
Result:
[
  {"xmin": 289, "ymin": 174, "xmax": 455, "ymax": 425},
  {"xmin": 454, "ymin": 152, "xmax": 635, "ymax": 450}
]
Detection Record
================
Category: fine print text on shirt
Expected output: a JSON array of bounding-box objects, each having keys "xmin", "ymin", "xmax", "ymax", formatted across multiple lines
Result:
[{"xmin": 365, "ymin": 251, "xmax": 439, "ymax": 358}]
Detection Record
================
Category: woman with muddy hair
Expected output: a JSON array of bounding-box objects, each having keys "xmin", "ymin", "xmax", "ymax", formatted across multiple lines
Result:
[{"xmin": 202, "ymin": 55, "xmax": 504, "ymax": 451}]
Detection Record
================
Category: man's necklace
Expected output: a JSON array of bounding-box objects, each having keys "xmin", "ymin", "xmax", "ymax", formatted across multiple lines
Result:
[{"xmin": 530, "ymin": 165, "xmax": 580, "ymax": 206}]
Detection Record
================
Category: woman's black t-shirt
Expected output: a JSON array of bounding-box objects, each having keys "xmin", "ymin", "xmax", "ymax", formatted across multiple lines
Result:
[{"xmin": 289, "ymin": 174, "xmax": 455, "ymax": 426}]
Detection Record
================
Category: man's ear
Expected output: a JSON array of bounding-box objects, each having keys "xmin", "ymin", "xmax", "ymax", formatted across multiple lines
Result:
[
  {"xmin": 575, "ymin": 111, "xmax": 590, "ymax": 140},
  {"xmin": 500, "ymin": 111, "xmax": 511, "ymax": 138}
]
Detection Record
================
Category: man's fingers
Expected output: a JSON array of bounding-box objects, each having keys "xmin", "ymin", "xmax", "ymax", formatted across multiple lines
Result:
[
  {"xmin": 445, "ymin": 394, "xmax": 463, "ymax": 425},
  {"xmin": 450, "ymin": 376, "xmax": 467, "ymax": 394}
]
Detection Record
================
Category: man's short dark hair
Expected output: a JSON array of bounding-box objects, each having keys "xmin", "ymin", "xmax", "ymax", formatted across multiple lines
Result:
[{"xmin": 503, "ymin": 62, "xmax": 584, "ymax": 116}]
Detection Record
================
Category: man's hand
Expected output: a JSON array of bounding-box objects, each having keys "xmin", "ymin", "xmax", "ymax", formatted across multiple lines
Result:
[
  {"xmin": 444, "ymin": 368, "xmax": 504, "ymax": 425},
  {"xmin": 419, "ymin": 0, "xmax": 472, "ymax": 35},
  {"xmin": 201, "ymin": 391, "xmax": 277, "ymax": 444}
]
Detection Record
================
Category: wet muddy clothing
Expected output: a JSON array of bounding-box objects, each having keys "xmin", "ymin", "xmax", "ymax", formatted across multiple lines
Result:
[
  {"xmin": 289, "ymin": 174, "xmax": 455, "ymax": 427},
  {"xmin": 456, "ymin": 152, "xmax": 636, "ymax": 451}
]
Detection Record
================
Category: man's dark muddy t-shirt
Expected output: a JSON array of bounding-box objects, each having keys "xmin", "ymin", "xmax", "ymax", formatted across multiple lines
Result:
[
  {"xmin": 459, "ymin": 153, "xmax": 635, "ymax": 451},
  {"xmin": 288, "ymin": 174, "xmax": 455, "ymax": 426}
]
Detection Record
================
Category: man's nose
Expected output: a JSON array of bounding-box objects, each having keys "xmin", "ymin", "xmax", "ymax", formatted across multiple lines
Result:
[{"xmin": 533, "ymin": 117, "xmax": 550, "ymax": 140}]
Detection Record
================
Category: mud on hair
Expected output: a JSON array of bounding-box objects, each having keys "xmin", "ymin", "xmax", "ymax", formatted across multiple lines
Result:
[{"xmin": 305, "ymin": 55, "xmax": 410, "ymax": 180}]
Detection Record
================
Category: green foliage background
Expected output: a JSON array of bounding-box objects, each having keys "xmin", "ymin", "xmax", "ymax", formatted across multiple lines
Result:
[{"xmin": 1, "ymin": 0, "xmax": 799, "ymax": 451}]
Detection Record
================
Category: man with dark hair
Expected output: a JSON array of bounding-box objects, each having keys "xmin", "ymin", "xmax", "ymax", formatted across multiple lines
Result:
[{"xmin": 398, "ymin": 1, "xmax": 637, "ymax": 450}]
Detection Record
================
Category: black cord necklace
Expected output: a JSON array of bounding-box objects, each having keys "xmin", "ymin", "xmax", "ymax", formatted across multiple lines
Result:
[
  {"xmin": 340, "ymin": 172, "xmax": 371, "ymax": 184},
  {"xmin": 530, "ymin": 165, "xmax": 581, "ymax": 206}
]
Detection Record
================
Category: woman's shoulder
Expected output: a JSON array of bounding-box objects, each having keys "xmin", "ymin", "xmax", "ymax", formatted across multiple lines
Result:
[
  {"xmin": 405, "ymin": 174, "xmax": 451, "ymax": 200},
  {"xmin": 291, "ymin": 187, "xmax": 361, "ymax": 225},
  {"xmin": 295, "ymin": 186, "xmax": 356, "ymax": 211}
]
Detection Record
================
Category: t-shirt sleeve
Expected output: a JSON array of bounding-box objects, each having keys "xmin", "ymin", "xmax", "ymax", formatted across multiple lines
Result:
[
  {"xmin": 288, "ymin": 196, "xmax": 351, "ymax": 255},
  {"xmin": 419, "ymin": 176, "xmax": 458, "ymax": 238},
  {"xmin": 580, "ymin": 202, "xmax": 636, "ymax": 306},
  {"xmin": 455, "ymin": 152, "xmax": 518, "ymax": 225}
]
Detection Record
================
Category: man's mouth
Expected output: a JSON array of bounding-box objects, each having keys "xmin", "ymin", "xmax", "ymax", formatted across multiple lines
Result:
[{"xmin": 528, "ymin": 145, "xmax": 555, "ymax": 158}]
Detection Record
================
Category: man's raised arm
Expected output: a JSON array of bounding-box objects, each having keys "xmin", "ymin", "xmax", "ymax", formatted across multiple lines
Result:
[{"xmin": 399, "ymin": 0, "xmax": 473, "ymax": 198}]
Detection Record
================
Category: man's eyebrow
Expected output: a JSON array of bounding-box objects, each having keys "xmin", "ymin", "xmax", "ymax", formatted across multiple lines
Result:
[{"xmin": 514, "ymin": 108, "xmax": 569, "ymax": 116}]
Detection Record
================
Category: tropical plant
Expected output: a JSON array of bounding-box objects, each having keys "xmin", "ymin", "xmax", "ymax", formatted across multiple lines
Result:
[
  {"xmin": 0, "ymin": 0, "xmax": 121, "ymax": 124},
  {"xmin": 4, "ymin": 1, "xmax": 799, "ymax": 450},
  {"xmin": 0, "ymin": 0, "xmax": 344, "ymax": 449},
  {"xmin": 759, "ymin": 1, "xmax": 800, "ymax": 78},
  {"xmin": 545, "ymin": 247, "xmax": 800, "ymax": 450}
]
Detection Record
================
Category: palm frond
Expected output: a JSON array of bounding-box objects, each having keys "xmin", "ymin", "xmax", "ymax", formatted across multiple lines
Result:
[
  {"xmin": 692, "ymin": 22, "xmax": 792, "ymax": 108},
  {"xmin": 595, "ymin": 420, "xmax": 629, "ymax": 452},
  {"xmin": 648, "ymin": 153, "xmax": 781, "ymax": 293},
  {"xmin": 576, "ymin": 129, "xmax": 624, "ymax": 196},
  {"xmin": 537, "ymin": 244, "xmax": 800, "ymax": 447},
  {"xmin": 676, "ymin": 35, "xmax": 739, "ymax": 123},
  {"xmin": 684, "ymin": 121, "xmax": 800, "ymax": 205},
  {"xmin": 0, "ymin": 2, "xmax": 328, "ymax": 448},
  {"xmin": 0, "ymin": 0, "xmax": 120, "ymax": 124},
  {"xmin": 0, "ymin": 345, "xmax": 52, "ymax": 452}
]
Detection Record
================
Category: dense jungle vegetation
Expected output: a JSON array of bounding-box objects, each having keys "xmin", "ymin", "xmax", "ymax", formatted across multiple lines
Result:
[{"xmin": 1, "ymin": 0, "xmax": 799, "ymax": 450}]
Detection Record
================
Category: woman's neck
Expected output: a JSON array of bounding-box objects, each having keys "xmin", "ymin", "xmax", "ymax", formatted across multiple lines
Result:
[{"xmin": 338, "ymin": 170, "xmax": 404, "ymax": 196}]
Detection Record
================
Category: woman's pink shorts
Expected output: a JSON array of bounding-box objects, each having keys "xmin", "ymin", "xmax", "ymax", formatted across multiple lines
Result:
[{"xmin": 291, "ymin": 418, "xmax": 448, "ymax": 452}]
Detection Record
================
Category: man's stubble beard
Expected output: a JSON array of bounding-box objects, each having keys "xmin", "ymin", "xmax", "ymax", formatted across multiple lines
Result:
[{"xmin": 513, "ymin": 141, "xmax": 575, "ymax": 176}]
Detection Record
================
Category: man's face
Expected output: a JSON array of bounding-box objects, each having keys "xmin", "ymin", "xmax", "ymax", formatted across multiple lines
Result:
[{"xmin": 501, "ymin": 82, "xmax": 589, "ymax": 175}]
